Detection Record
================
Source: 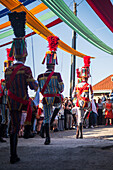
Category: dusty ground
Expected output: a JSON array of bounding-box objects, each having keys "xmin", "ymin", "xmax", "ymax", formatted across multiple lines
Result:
[{"xmin": 0, "ymin": 125, "xmax": 113, "ymax": 170}]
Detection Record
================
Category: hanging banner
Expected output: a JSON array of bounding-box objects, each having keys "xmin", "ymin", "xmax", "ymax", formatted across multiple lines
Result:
[
  {"xmin": 0, "ymin": 0, "xmax": 36, "ymax": 18},
  {"xmin": 0, "ymin": 3, "xmax": 48, "ymax": 30},
  {"xmin": 86, "ymin": 0, "xmax": 113, "ymax": 33},
  {"xmin": 0, "ymin": 18, "xmax": 63, "ymax": 47},
  {"xmin": 0, "ymin": 0, "xmax": 92, "ymax": 58},
  {"xmin": 0, "ymin": 11, "xmax": 56, "ymax": 39},
  {"xmin": 41, "ymin": 0, "xmax": 113, "ymax": 55}
]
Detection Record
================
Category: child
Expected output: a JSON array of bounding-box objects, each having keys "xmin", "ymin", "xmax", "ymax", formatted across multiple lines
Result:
[
  {"xmin": 58, "ymin": 104, "xmax": 64, "ymax": 131},
  {"xmin": 19, "ymin": 110, "xmax": 27, "ymax": 137}
]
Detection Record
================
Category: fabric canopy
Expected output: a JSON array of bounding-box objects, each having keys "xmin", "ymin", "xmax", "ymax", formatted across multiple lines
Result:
[
  {"xmin": 0, "ymin": 0, "xmax": 91, "ymax": 58},
  {"xmin": 0, "ymin": 0, "xmax": 36, "ymax": 18},
  {"xmin": 0, "ymin": 3, "xmax": 48, "ymax": 30},
  {"xmin": 0, "ymin": 11, "xmax": 56, "ymax": 39},
  {"xmin": 86, "ymin": 0, "xmax": 113, "ymax": 33},
  {"xmin": 41, "ymin": 0, "xmax": 113, "ymax": 55},
  {"xmin": 0, "ymin": 18, "xmax": 63, "ymax": 47}
]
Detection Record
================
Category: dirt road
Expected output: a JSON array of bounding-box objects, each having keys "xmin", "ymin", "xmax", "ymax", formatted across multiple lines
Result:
[{"xmin": 0, "ymin": 125, "xmax": 113, "ymax": 170}]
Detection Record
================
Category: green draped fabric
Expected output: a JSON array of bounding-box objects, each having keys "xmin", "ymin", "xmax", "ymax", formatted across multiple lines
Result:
[
  {"xmin": 0, "ymin": 11, "xmax": 56, "ymax": 39},
  {"xmin": 41, "ymin": 0, "xmax": 113, "ymax": 55}
]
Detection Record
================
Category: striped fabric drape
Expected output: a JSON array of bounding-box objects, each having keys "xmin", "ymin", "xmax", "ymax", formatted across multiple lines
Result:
[
  {"xmin": 0, "ymin": 11, "xmax": 56, "ymax": 39},
  {"xmin": 0, "ymin": 3, "xmax": 48, "ymax": 30},
  {"xmin": 41, "ymin": 0, "xmax": 113, "ymax": 55},
  {"xmin": 0, "ymin": 0, "xmax": 90, "ymax": 58},
  {"xmin": 0, "ymin": 0, "xmax": 36, "ymax": 18}
]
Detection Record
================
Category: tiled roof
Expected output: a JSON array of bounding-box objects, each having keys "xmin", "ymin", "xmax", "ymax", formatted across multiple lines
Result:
[{"xmin": 93, "ymin": 74, "xmax": 113, "ymax": 91}]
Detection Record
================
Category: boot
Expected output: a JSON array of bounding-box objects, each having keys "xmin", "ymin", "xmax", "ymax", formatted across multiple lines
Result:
[
  {"xmin": 83, "ymin": 110, "xmax": 89, "ymax": 123},
  {"xmin": 76, "ymin": 126, "xmax": 79, "ymax": 139},
  {"xmin": 23, "ymin": 125, "xmax": 34, "ymax": 139},
  {"xmin": 0, "ymin": 124, "xmax": 6, "ymax": 142},
  {"xmin": 39, "ymin": 122, "xmax": 45, "ymax": 138},
  {"xmin": 50, "ymin": 108, "xmax": 60, "ymax": 126},
  {"xmin": 10, "ymin": 133, "xmax": 20, "ymax": 164},
  {"xmin": 2, "ymin": 124, "xmax": 8, "ymax": 138},
  {"xmin": 79, "ymin": 123, "xmax": 83, "ymax": 139},
  {"xmin": 0, "ymin": 136, "xmax": 6, "ymax": 142},
  {"xmin": 44, "ymin": 123, "xmax": 50, "ymax": 145}
]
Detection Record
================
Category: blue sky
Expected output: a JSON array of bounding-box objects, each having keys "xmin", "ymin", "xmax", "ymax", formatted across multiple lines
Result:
[{"xmin": 0, "ymin": 0, "xmax": 113, "ymax": 97}]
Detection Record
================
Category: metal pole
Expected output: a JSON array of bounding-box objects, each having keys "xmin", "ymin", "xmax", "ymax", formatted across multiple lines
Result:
[{"xmin": 70, "ymin": 2, "xmax": 77, "ymax": 97}]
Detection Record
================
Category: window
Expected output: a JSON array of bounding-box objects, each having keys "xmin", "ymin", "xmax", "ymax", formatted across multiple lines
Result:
[{"xmin": 111, "ymin": 77, "xmax": 113, "ymax": 82}]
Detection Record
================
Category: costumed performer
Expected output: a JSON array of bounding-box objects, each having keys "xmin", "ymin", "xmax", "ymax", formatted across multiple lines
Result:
[
  {"xmin": 72, "ymin": 56, "xmax": 93, "ymax": 139},
  {"xmin": 5, "ymin": 11, "xmax": 38, "ymax": 164},
  {"xmin": 37, "ymin": 35, "xmax": 64, "ymax": 145}
]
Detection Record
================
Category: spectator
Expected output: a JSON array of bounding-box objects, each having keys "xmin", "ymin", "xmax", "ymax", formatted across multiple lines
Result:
[
  {"xmin": 36, "ymin": 103, "xmax": 44, "ymax": 135},
  {"xmin": 109, "ymin": 89, "xmax": 113, "ymax": 103},
  {"xmin": 64, "ymin": 98, "xmax": 68, "ymax": 130},
  {"xmin": 104, "ymin": 98, "xmax": 113, "ymax": 125},
  {"xmin": 0, "ymin": 79, "xmax": 8, "ymax": 142},
  {"xmin": 19, "ymin": 110, "xmax": 27, "ymax": 137},
  {"xmin": 53, "ymin": 114, "xmax": 59, "ymax": 132},
  {"xmin": 97, "ymin": 98, "xmax": 103, "ymax": 125},
  {"xmin": 101, "ymin": 94, "xmax": 106, "ymax": 103},
  {"xmin": 71, "ymin": 104, "xmax": 77, "ymax": 129},
  {"xmin": 66, "ymin": 100, "xmax": 73, "ymax": 130},
  {"xmin": 89, "ymin": 99, "xmax": 98, "ymax": 128},
  {"xmin": 58, "ymin": 104, "xmax": 64, "ymax": 131}
]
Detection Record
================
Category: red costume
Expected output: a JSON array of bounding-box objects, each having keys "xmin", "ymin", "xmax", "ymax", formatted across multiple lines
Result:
[
  {"xmin": 105, "ymin": 102, "xmax": 113, "ymax": 119},
  {"xmin": 72, "ymin": 56, "xmax": 93, "ymax": 139}
]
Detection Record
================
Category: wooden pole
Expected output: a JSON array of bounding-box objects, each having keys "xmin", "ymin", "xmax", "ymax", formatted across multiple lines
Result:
[{"xmin": 70, "ymin": 2, "xmax": 77, "ymax": 97}]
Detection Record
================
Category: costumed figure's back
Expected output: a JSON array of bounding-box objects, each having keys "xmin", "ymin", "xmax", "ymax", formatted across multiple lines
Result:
[
  {"xmin": 4, "ymin": 11, "xmax": 38, "ymax": 164},
  {"xmin": 5, "ymin": 12, "xmax": 38, "ymax": 112},
  {"xmin": 38, "ymin": 36, "xmax": 64, "ymax": 145},
  {"xmin": 38, "ymin": 36, "xmax": 64, "ymax": 106}
]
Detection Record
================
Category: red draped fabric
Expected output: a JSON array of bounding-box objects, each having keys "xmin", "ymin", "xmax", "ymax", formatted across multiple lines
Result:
[{"xmin": 86, "ymin": 0, "xmax": 113, "ymax": 33}]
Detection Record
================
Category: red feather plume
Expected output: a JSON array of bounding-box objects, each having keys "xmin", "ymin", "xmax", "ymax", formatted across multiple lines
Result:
[
  {"xmin": 83, "ymin": 56, "xmax": 91, "ymax": 67},
  {"xmin": 47, "ymin": 36, "xmax": 59, "ymax": 52},
  {"xmin": 6, "ymin": 48, "xmax": 14, "ymax": 61}
]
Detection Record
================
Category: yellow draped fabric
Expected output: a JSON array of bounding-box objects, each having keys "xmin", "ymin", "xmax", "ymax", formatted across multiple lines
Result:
[
  {"xmin": 0, "ymin": 0, "xmax": 94, "ymax": 58},
  {"xmin": 0, "ymin": 3, "xmax": 48, "ymax": 30}
]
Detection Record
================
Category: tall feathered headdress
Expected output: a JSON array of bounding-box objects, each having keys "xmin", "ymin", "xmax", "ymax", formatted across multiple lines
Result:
[
  {"xmin": 42, "ymin": 35, "xmax": 59, "ymax": 65},
  {"xmin": 83, "ymin": 56, "xmax": 91, "ymax": 67},
  {"xmin": 8, "ymin": 11, "xmax": 26, "ymax": 37},
  {"xmin": 81, "ymin": 56, "xmax": 91, "ymax": 78},
  {"xmin": 8, "ymin": 11, "xmax": 27, "ymax": 58}
]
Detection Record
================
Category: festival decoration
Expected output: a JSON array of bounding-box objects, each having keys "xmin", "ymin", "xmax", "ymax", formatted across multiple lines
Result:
[
  {"xmin": 0, "ymin": 11, "xmax": 56, "ymax": 40},
  {"xmin": 0, "ymin": 3, "xmax": 48, "ymax": 30},
  {"xmin": 86, "ymin": 0, "xmax": 113, "ymax": 33},
  {"xmin": 0, "ymin": 0, "xmax": 37, "ymax": 18},
  {"xmin": 0, "ymin": 0, "xmax": 89, "ymax": 58},
  {"xmin": 41, "ymin": 0, "xmax": 113, "ymax": 55},
  {"xmin": 0, "ymin": 18, "xmax": 62, "ymax": 48}
]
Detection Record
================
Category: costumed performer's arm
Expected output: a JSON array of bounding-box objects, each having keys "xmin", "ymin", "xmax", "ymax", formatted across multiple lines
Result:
[
  {"xmin": 26, "ymin": 66, "xmax": 38, "ymax": 91},
  {"xmin": 57, "ymin": 73, "xmax": 64, "ymax": 93}
]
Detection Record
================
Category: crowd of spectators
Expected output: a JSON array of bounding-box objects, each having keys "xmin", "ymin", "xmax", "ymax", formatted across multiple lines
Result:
[{"xmin": 1, "ymin": 91, "xmax": 113, "ymax": 142}]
